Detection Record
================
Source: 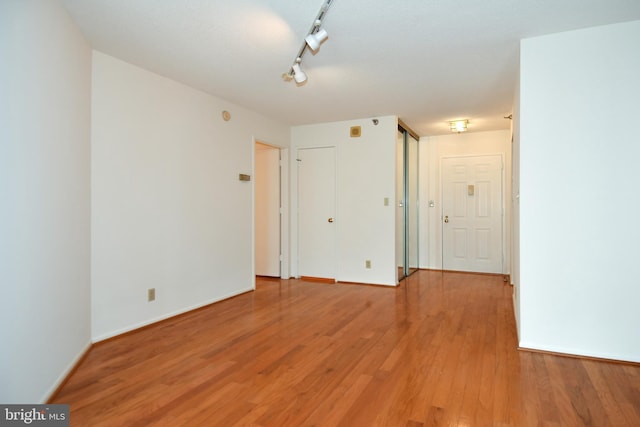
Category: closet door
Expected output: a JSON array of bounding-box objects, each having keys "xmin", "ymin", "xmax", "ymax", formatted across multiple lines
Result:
[
  {"xmin": 297, "ymin": 146, "xmax": 337, "ymax": 281},
  {"xmin": 396, "ymin": 129, "xmax": 405, "ymax": 282},
  {"xmin": 406, "ymin": 133, "xmax": 419, "ymax": 276},
  {"xmin": 396, "ymin": 124, "xmax": 419, "ymax": 281}
]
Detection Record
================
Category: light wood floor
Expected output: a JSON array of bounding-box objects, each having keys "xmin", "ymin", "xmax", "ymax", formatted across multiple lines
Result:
[{"xmin": 51, "ymin": 271, "xmax": 640, "ymax": 426}]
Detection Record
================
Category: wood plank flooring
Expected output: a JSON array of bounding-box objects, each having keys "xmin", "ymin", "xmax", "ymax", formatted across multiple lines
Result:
[{"xmin": 50, "ymin": 271, "xmax": 640, "ymax": 426}]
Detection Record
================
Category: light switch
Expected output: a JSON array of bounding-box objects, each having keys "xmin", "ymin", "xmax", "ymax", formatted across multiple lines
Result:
[
  {"xmin": 384, "ymin": 197, "xmax": 389, "ymax": 206},
  {"xmin": 468, "ymin": 184, "xmax": 475, "ymax": 196}
]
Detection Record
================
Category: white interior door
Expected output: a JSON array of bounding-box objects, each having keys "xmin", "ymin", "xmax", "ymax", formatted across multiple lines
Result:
[
  {"xmin": 442, "ymin": 155, "xmax": 503, "ymax": 273},
  {"xmin": 297, "ymin": 147, "xmax": 336, "ymax": 280},
  {"xmin": 255, "ymin": 143, "xmax": 281, "ymax": 277}
]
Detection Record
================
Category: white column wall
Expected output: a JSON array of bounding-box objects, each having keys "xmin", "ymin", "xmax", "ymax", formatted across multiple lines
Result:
[
  {"xmin": 511, "ymin": 72, "xmax": 521, "ymax": 337},
  {"xmin": 519, "ymin": 20, "xmax": 640, "ymax": 362},
  {"xmin": 0, "ymin": 0, "xmax": 92, "ymax": 403}
]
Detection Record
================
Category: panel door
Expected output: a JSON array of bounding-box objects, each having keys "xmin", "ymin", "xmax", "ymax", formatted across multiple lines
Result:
[{"xmin": 442, "ymin": 155, "xmax": 503, "ymax": 273}]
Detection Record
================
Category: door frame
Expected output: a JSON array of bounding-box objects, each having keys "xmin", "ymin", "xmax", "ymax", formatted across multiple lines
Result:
[
  {"xmin": 439, "ymin": 153, "xmax": 506, "ymax": 274},
  {"xmin": 252, "ymin": 138, "xmax": 289, "ymax": 287}
]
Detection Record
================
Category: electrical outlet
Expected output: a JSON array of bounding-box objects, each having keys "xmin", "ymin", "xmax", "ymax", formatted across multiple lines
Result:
[
  {"xmin": 365, "ymin": 260, "xmax": 371, "ymax": 269},
  {"xmin": 148, "ymin": 288, "xmax": 155, "ymax": 302}
]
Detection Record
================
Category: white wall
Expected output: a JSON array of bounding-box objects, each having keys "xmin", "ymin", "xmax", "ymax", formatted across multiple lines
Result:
[
  {"xmin": 291, "ymin": 117, "xmax": 398, "ymax": 286},
  {"xmin": 420, "ymin": 130, "xmax": 512, "ymax": 271},
  {"xmin": 91, "ymin": 52, "xmax": 290, "ymax": 340},
  {"xmin": 0, "ymin": 0, "xmax": 92, "ymax": 403},
  {"xmin": 519, "ymin": 20, "xmax": 640, "ymax": 362}
]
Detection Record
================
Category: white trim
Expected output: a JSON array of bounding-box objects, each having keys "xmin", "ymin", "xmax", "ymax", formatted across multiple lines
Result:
[
  {"xmin": 280, "ymin": 148, "xmax": 290, "ymax": 279},
  {"xmin": 518, "ymin": 341, "xmax": 640, "ymax": 364},
  {"xmin": 41, "ymin": 341, "xmax": 92, "ymax": 403},
  {"xmin": 512, "ymin": 289, "xmax": 520, "ymax": 342},
  {"xmin": 253, "ymin": 138, "xmax": 290, "ymax": 280}
]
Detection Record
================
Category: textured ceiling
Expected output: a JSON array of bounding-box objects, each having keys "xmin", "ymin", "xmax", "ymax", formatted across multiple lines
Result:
[{"xmin": 61, "ymin": 0, "xmax": 640, "ymax": 136}]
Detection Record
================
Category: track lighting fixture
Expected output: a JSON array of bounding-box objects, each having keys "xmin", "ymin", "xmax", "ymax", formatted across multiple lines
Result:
[{"xmin": 283, "ymin": 0, "xmax": 333, "ymax": 85}]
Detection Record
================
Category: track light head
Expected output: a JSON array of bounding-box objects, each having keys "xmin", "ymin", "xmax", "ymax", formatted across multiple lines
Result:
[
  {"xmin": 305, "ymin": 28, "xmax": 328, "ymax": 52},
  {"xmin": 292, "ymin": 64, "xmax": 307, "ymax": 84}
]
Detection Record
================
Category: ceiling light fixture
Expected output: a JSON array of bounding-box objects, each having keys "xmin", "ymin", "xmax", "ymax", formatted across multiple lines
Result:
[
  {"xmin": 283, "ymin": 0, "xmax": 333, "ymax": 85},
  {"xmin": 449, "ymin": 119, "xmax": 469, "ymax": 133},
  {"xmin": 292, "ymin": 62, "xmax": 307, "ymax": 84},
  {"xmin": 305, "ymin": 26, "xmax": 328, "ymax": 52}
]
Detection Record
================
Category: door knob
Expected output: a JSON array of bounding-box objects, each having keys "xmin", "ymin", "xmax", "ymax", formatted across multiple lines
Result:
[
  {"xmin": 444, "ymin": 215, "xmax": 449, "ymax": 223},
  {"xmin": 328, "ymin": 218, "xmax": 334, "ymax": 223}
]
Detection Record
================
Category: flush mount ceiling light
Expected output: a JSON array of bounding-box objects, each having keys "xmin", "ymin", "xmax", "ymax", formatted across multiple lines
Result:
[
  {"xmin": 283, "ymin": 0, "xmax": 333, "ymax": 85},
  {"xmin": 449, "ymin": 119, "xmax": 469, "ymax": 133}
]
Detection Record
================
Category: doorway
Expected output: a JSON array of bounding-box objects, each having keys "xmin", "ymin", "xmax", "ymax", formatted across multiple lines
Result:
[
  {"xmin": 441, "ymin": 155, "xmax": 503, "ymax": 273},
  {"xmin": 255, "ymin": 142, "xmax": 281, "ymax": 277}
]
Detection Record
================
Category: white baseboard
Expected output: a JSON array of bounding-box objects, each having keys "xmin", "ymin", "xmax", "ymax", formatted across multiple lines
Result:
[
  {"xmin": 42, "ymin": 341, "xmax": 92, "ymax": 403},
  {"xmin": 92, "ymin": 288, "xmax": 254, "ymax": 343},
  {"xmin": 518, "ymin": 341, "xmax": 640, "ymax": 364}
]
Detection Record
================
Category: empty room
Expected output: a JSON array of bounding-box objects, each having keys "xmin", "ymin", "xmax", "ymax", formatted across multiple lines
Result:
[{"xmin": 2, "ymin": 0, "xmax": 640, "ymax": 425}]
